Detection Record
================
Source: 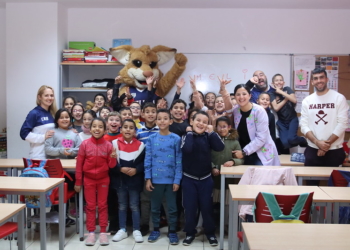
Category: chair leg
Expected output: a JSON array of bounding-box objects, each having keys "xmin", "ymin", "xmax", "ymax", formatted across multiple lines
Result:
[{"xmin": 75, "ymin": 194, "xmax": 79, "ymax": 234}]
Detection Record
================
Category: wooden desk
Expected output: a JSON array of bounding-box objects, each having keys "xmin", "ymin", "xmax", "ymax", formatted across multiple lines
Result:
[
  {"xmin": 279, "ymin": 154, "xmax": 304, "ymax": 166},
  {"xmin": 320, "ymin": 186, "xmax": 350, "ymax": 224},
  {"xmin": 0, "ymin": 176, "xmax": 65, "ymax": 250},
  {"xmin": 0, "ymin": 203, "xmax": 26, "ymax": 250},
  {"xmin": 227, "ymin": 185, "xmax": 333, "ymax": 250},
  {"xmin": 241, "ymin": 223, "xmax": 350, "ymax": 250}
]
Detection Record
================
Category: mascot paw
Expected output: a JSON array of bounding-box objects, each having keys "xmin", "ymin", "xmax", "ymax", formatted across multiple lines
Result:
[{"xmin": 175, "ymin": 53, "xmax": 188, "ymax": 66}]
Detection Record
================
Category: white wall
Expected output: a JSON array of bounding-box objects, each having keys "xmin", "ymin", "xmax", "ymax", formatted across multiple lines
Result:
[
  {"xmin": 67, "ymin": 8, "xmax": 350, "ymax": 54},
  {"xmin": 6, "ymin": 3, "xmax": 62, "ymax": 158},
  {"xmin": 0, "ymin": 8, "xmax": 6, "ymax": 131}
]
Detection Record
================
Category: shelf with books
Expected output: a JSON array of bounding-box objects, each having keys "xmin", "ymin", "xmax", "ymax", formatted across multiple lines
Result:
[{"xmin": 60, "ymin": 62, "xmax": 122, "ymax": 66}]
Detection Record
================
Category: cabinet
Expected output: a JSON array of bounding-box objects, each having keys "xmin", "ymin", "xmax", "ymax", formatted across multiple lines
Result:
[{"xmin": 59, "ymin": 62, "xmax": 123, "ymax": 108}]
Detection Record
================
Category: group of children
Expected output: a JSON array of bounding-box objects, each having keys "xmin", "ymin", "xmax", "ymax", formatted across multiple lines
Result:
[{"xmin": 28, "ymin": 72, "xmax": 303, "ymax": 247}]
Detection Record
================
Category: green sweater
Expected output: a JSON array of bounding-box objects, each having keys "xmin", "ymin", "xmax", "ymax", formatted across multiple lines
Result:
[{"xmin": 211, "ymin": 130, "xmax": 244, "ymax": 189}]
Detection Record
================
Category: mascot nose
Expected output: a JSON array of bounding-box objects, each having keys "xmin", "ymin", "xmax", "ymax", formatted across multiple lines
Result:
[{"xmin": 143, "ymin": 71, "xmax": 153, "ymax": 77}]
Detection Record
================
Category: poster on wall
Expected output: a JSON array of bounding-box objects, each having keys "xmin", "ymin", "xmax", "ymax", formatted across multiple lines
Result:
[
  {"xmin": 295, "ymin": 91, "xmax": 309, "ymax": 113},
  {"xmin": 294, "ymin": 55, "xmax": 315, "ymax": 90},
  {"xmin": 315, "ymin": 56, "xmax": 339, "ymax": 91}
]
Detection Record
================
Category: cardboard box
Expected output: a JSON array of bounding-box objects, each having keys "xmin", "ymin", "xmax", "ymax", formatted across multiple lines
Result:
[{"xmin": 69, "ymin": 41, "xmax": 95, "ymax": 52}]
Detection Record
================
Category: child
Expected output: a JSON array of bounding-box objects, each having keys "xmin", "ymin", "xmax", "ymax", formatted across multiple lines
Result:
[
  {"xmin": 230, "ymin": 93, "xmax": 237, "ymax": 106},
  {"xmin": 106, "ymin": 88, "xmax": 113, "ymax": 111},
  {"xmin": 75, "ymin": 118, "xmax": 117, "ymax": 246},
  {"xmin": 204, "ymin": 92, "xmax": 216, "ymax": 110},
  {"xmin": 136, "ymin": 102, "xmax": 159, "ymax": 236},
  {"xmin": 104, "ymin": 112, "xmax": 122, "ymax": 142},
  {"xmin": 71, "ymin": 104, "xmax": 84, "ymax": 133},
  {"xmin": 270, "ymin": 74, "xmax": 307, "ymax": 149},
  {"xmin": 211, "ymin": 116, "xmax": 243, "ymax": 226},
  {"xmin": 169, "ymin": 99, "xmax": 189, "ymax": 137},
  {"xmin": 257, "ymin": 92, "xmax": 276, "ymax": 143},
  {"xmin": 99, "ymin": 106, "xmax": 111, "ymax": 121},
  {"xmin": 119, "ymin": 107, "xmax": 133, "ymax": 122},
  {"xmin": 45, "ymin": 108, "xmax": 81, "ymax": 159},
  {"xmin": 130, "ymin": 102, "xmax": 142, "ymax": 129},
  {"xmin": 79, "ymin": 110, "xmax": 97, "ymax": 141},
  {"xmin": 144, "ymin": 109, "xmax": 182, "ymax": 245},
  {"xmin": 111, "ymin": 119, "xmax": 145, "ymax": 243},
  {"xmin": 62, "ymin": 96, "xmax": 76, "ymax": 113},
  {"xmin": 91, "ymin": 93, "xmax": 107, "ymax": 114},
  {"xmin": 181, "ymin": 110, "xmax": 224, "ymax": 246}
]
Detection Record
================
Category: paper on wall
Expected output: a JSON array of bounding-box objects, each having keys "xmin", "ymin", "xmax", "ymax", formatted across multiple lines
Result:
[
  {"xmin": 294, "ymin": 55, "xmax": 315, "ymax": 90},
  {"xmin": 295, "ymin": 91, "xmax": 309, "ymax": 113}
]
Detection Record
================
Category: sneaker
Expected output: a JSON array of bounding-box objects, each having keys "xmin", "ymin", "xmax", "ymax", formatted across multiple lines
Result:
[
  {"xmin": 168, "ymin": 232, "xmax": 179, "ymax": 245},
  {"xmin": 140, "ymin": 224, "xmax": 149, "ymax": 236},
  {"xmin": 133, "ymin": 230, "xmax": 144, "ymax": 243},
  {"xmin": 148, "ymin": 231, "xmax": 160, "ymax": 242},
  {"xmin": 99, "ymin": 233, "xmax": 109, "ymax": 246},
  {"xmin": 112, "ymin": 229, "xmax": 128, "ymax": 242},
  {"xmin": 85, "ymin": 232, "xmax": 96, "ymax": 246},
  {"xmin": 66, "ymin": 217, "xmax": 76, "ymax": 227},
  {"xmin": 183, "ymin": 235, "xmax": 195, "ymax": 246},
  {"xmin": 207, "ymin": 235, "xmax": 218, "ymax": 246}
]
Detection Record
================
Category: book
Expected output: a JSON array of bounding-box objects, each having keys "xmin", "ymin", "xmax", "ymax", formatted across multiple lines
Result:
[
  {"xmin": 63, "ymin": 49, "xmax": 85, "ymax": 53},
  {"xmin": 63, "ymin": 55, "xmax": 85, "ymax": 58},
  {"xmin": 85, "ymin": 51, "xmax": 108, "ymax": 57},
  {"xmin": 85, "ymin": 59, "xmax": 108, "ymax": 63},
  {"xmin": 63, "ymin": 53, "xmax": 84, "ymax": 56},
  {"xmin": 61, "ymin": 61, "xmax": 85, "ymax": 64},
  {"xmin": 112, "ymin": 39, "xmax": 132, "ymax": 47},
  {"xmin": 63, "ymin": 58, "xmax": 85, "ymax": 61}
]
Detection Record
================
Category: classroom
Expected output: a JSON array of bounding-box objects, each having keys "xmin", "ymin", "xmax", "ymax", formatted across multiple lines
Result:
[{"xmin": 1, "ymin": 0, "xmax": 350, "ymax": 249}]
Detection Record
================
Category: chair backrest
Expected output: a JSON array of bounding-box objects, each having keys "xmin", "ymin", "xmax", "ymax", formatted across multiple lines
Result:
[
  {"xmin": 44, "ymin": 159, "xmax": 65, "ymax": 178},
  {"xmin": 328, "ymin": 170, "xmax": 350, "ymax": 187},
  {"xmin": 253, "ymin": 192, "xmax": 314, "ymax": 223}
]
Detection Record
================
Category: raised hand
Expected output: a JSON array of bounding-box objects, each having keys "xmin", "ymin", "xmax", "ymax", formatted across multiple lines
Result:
[
  {"xmin": 157, "ymin": 98, "xmax": 167, "ymax": 109},
  {"xmin": 125, "ymin": 87, "xmax": 132, "ymax": 99},
  {"xmin": 146, "ymin": 76, "xmax": 155, "ymax": 91},
  {"xmin": 189, "ymin": 75, "xmax": 198, "ymax": 92},
  {"xmin": 217, "ymin": 75, "xmax": 232, "ymax": 91},
  {"xmin": 250, "ymin": 76, "xmax": 259, "ymax": 85},
  {"xmin": 153, "ymin": 78, "xmax": 158, "ymax": 88},
  {"xmin": 115, "ymin": 76, "xmax": 122, "ymax": 84},
  {"xmin": 176, "ymin": 78, "xmax": 185, "ymax": 89}
]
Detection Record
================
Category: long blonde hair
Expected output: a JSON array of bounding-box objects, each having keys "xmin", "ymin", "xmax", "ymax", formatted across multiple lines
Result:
[{"xmin": 36, "ymin": 85, "xmax": 58, "ymax": 118}]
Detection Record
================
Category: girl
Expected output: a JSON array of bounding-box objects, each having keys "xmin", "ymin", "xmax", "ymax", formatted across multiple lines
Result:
[
  {"xmin": 181, "ymin": 111, "xmax": 224, "ymax": 246},
  {"xmin": 257, "ymin": 92, "xmax": 276, "ymax": 143},
  {"xmin": 211, "ymin": 116, "xmax": 243, "ymax": 225},
  {"xmin": 75, "ymin": 118, "xmax": 117, "ymax": 246},
  {"xmin": 62, "ymin": 96, "xmax": 76, "ymax": 113},
  {"xmin": 111, "ymin": 119, "xmax": 145, "ymax": 243},
  {"xmin": 99, "ymin": 106, "xmax": 111, "ymax": 121},
  {"xmin": 169, "ymin": 99, "xmax": 189, "ymax": 137},
  {"xmin": 92, "ymin": 93, "xmax": 107, "ymax": 114},
  {"xmin": 224, "ymin": 84, "xmax": 280, "ymax": 166},
  {"xmin": 20, "ymin": 85, "xmax": 58, "ymax": 159},
  {"xmin": 79, "ymin": 110, "xmax": 96, "ymax": 141},
  {"xmin": 71, "ymin": 104, "xmax": 84, "ymax": 133},
  {"xmin": 106, "ymin": 88, "xmax": 113, "ymax": 111},
  {"xmin": 204, "ymin": 92, "xmax": 216, "ymax": 110},
  {"xmin": 270, "ymin": 74, "xmax": 307, "ymax": 149},
  {"xmin": 45, "ymin": 108, "xmax": 81, "ymax": 159}
]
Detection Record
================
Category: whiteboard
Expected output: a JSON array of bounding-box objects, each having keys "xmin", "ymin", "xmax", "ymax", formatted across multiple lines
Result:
[{"xmin": 164, "ymin": 53, "xmax": 291, "ymax": 107}]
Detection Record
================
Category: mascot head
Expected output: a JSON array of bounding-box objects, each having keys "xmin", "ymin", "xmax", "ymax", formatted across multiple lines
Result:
[{"xmin": 110, "ymin": 45, "xmax": 187, "ymax": 97}]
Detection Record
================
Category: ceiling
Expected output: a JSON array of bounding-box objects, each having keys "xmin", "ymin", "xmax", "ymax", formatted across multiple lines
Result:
[{"xmin": 1, "ymin": 0, "xmax": 350, "ymax": 9}]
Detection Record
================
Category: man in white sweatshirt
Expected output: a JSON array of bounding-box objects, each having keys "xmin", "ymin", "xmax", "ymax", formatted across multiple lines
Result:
[{"xmin": 300, "ymin": 68, "xmax": 348, "ymax": 169}]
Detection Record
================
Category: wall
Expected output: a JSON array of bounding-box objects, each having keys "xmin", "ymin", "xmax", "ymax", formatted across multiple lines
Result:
[
  {"xmin": 67, "ymin": 8, "xmax": 350, "ymax": 54},
  {"xmin": 0, "ymin": 8, "xmax": 6, "ymax": 131}
]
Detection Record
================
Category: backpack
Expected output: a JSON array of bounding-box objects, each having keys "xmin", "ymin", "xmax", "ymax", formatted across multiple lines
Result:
[{"xmin": 20, "ymin": 159, "xmax": 52, "ymax": 208}]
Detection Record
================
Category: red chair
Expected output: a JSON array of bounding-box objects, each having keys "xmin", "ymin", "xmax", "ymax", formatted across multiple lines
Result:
[
  {"xmin": 0, "ymin": 222, "xmax": 18, "ymax": 249},
  {"xmin": 237, "ymin": 192, "xmax": 314, "ymax": 242}
]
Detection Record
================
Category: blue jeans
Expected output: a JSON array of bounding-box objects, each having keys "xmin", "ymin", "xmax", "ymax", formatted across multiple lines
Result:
[
  {"xmin": 117, "ymin": 187, "xmax": 140, "ymax": 230},
  {"xmin": 277, "ymin": 117, "xmax": 306, "ymax": 149}
]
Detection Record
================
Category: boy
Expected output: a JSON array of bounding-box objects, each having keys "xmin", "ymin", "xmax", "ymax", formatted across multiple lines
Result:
[
  {"xmin": 144, "ymin": 109, "xmax": 182, "ymax": 245},
  {"xmin": 169, "ymin": 99, "xmax": 189, "ymax": 137},
  {"xmin": 130, "ymin": 102, "xmax": 143, "ymax": 129},
  {"xmin": 119, "ymin": 107, "xmax": 133, "ymax": 122},
  {"xmin": 103, "ymin": 112, "xmax": 122, "ymax": 142}
]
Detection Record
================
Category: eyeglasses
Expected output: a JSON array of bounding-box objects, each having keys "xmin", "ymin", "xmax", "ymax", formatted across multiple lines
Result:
[
  {"xmin": 73, "ymin": 109, "xmax": 83, "ymax": 113},
  {"xmin": 130, "ymin": 107, "xmax": 141, "ymax": 110},
  {"xmin": 216, "ymin": 126, "xmax": 228, "ymax": 130}
]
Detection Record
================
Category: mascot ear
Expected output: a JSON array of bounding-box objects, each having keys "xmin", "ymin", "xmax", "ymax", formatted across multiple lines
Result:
[
  {"xmin": 152, "ymin": 45, "xmax": 177, "ymax": 65},
  {"xmin": 109, "ymin": 45, "xmax": 134, "ymax": 65}
]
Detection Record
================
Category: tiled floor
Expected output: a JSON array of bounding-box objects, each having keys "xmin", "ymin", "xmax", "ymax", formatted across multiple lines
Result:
[{"xmin": 0, "ymin": 223, "xmax": 229, "ymax": 250}]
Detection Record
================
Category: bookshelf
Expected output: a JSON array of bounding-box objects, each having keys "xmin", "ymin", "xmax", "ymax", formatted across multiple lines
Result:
[{"xmin": 59, "ymin": 62, "xmax": 123, "ymax": 107}]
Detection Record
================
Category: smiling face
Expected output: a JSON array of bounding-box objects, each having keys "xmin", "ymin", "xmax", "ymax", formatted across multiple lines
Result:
[
  {"xmin": 57, "ymin": 111, "xmax": 71, "ymax": 130},
  {"xmin": 192, "ymin": 113, "xmax": 209, "ymax": 134},
  {"xmin": 94, "ymin": 95, "xmax": 105, "ymax": 108},
  {"xmin": 253, "ymin": 70, "xmax": 268, "ymax": 91},
  {"xmin": 272, "ymin": 75, "xmax": 285, "ymax": 89},
  {"xmin": 82, "ymin": 113, "xmax": 94, "ymax": 129},
  {"xmin": 121, "ymin": 121, "xmax": 136, "ymax": 142},
  {"xmin": 72, "ymin": 105, "xmax": 84, "ymax": 121},
  {"xmin": 120, "ymin": 109, "xmax": 132, "ymax": 121},
  {"xmin": 130, "ymin": 103, "xmax": 141, "ymax": 118},
  {"xmin": 107, "ymin": 115, "xmax": 121, "ymax": 134},
  {"xmin": 38, "ymin": 88, "xmax": 54, "ymax": 110},
  {"xmin": 205, "ymin": 93, "xmax": 216, "ymax": 109},
  {"xmin": 142, "ymin": 107, "xmax": 157, "ymax": 124},
  {"xmin": 122, "ymin": 97, "xmax": 128, "ymax": 107},
  {"xmin": 214, "ymin": 96, "xmax": 225, "ymax": 113},
  {"xmin": 90, "ymin": 120, "xmax": 105, "ymax": 139},
  {"xmin": 170, "ymin": 102, "xmax": 186, "ymax": 122},
  {"xmin": 106, "ymin": 89, "xmax": 113, "ymax": 102},
  {"xmin": 100, "ymin": 108, "xmax": 110, "ymax": 120},
  {"xmin": 156, "ymin": 112, "xmax": 172, "ymax": 131},
  {"xmin": 257, "ymin": 93, "xmax": 270, "ymax": 110},
  {"xmin": 63, "ymin": 98, "xmax": 75, "ymax": 113},
  {"xmin": 234, "ymin": 87, "xmax": 251, "ymax": 108},
  {"xmin": 216, "ymin": 120, "xmax": 231, "ymax": 137},
  {"xmin": 311, "ymin": 72, "xmax": 329, "ymax": 94}
]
